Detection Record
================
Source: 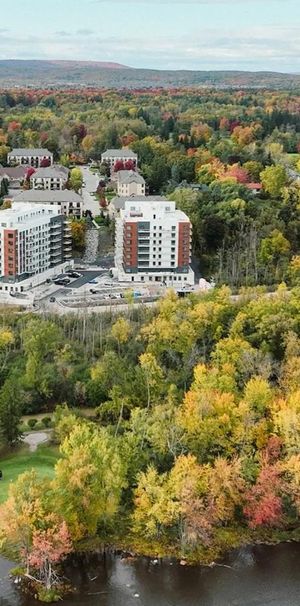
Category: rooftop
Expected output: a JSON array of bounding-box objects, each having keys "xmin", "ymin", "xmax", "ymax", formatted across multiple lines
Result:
[
  {"xmin": 0, "ymin": 166, "xmax": 28, "ymax": 179},
  {"xmin": 102, "ymin": 148, "xmax": 137, "ymax": 159},
  {"xmin": 111, "ymin": 194, "xmax": 167, "ymax": 211},
  {"xmin": 121, "ymin": 199, "xmax": 190, "ymax": 223},
  {"xmin": 30, "ymin": 165, "xmax": 69, "ymax": 179},
  {"xmin": 0, "ymin": 202, "xmax": 61, "ymax": 228},
  {"xmin": 246, "ymin": 182, "xmax": 263, "ymax": 190},
  {"xmin": 118, "ymin": 170, "xmax": 145, "ymax": 185},
  {"xmin": 8, "ymin": 148, "xmax": 53, "ymax": 157},
  {"xmin": 13, "ymin": 189, "xmax": 83, "ymax": 204}
]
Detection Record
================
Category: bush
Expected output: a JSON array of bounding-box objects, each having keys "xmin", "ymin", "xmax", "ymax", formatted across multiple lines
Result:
[
  {"xmin": 10, "ymin": 566, "xmax": 25, "ymax": 577},
  {"xmin": 27, "ymin": 418, "xmax": 38, "ymax": 430},
  {"xmin": 34, "ymin": 421, "xmax": 44, "ymax": 431},
  {"xmin": 37, "ymin": 586, "xmax": 62, "ymax": 603},
  {"xmin": 42, "ymin": 416, "xmax": 52, "ymax": 428}
]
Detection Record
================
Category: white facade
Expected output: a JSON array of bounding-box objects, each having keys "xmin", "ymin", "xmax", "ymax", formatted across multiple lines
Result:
[
  {"xmin": 101, "ymin": 149, "xmax": 138, "ymax": 171},
  {"xmin": 13, "ymin": 190, "xmax": 83, "ymax": 218},
  {"xmin": 30, "ymin": 166, "xmax": 68, "ymax": 191},
  {"xmin": 115, "ymin": 200, "xmax": 194, "ymax": 285},
  {"xmin": 8, "ymin": 149, "xmax": 53, "ymax": 168},
  {"xmin": 0, "ymin": 203, "xmax": 72, "ymax": 282}
]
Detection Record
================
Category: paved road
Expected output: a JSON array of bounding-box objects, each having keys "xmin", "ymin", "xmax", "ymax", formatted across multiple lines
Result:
[{"xmin": 80, "ymin": 166, "xmax": 101, "ymax": 216}]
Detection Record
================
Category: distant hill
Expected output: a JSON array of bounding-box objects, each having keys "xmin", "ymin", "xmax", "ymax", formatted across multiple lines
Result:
[{"xmin": 0, "ymin": 60, "xmax": 299, "ymax": 89}]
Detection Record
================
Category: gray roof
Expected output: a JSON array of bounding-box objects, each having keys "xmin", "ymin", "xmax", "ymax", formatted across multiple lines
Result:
[
  {"xmin": 30, "ymin": 166, "xmax": 69, "ymax": 180},
  {"xmin": 118, "ymin": 170, "xmax": 145, "ymax": 185},
  {"xmin": 102, "ymin": 148, "xmax": 137, "ymax": 159},
  {"xmin": 14, "ymin": 190, "xmax": 83, "ymax": 204},
  {"xmin": 8, "ymin": 148, "xmax": 53, "ymax": 157},
  {"xmin": 0, "ymin": 166, "xmax": 27, "ymax": 179},
  {"xmin": 111, "ymin": 195, "xmax": 167, "ymax": 211}
]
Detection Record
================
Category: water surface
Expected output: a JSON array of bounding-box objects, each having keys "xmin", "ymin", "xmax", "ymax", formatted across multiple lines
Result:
[{"xmin": 0, "ymin": 543, "xmax": 299, "ymax": 605}]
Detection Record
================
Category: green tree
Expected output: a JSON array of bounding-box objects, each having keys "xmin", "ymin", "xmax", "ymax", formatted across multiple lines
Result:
[
  {"xmin": 55, "ymin": 422, "xmax": 126, "ymax": 540},
  {"xmin": 260, "ymin": 165, "xmax": 287, "ymax": 197},
  {"xmin": 0, "ymin": 376, "xmax": 23, "ymax": 447},
  {"xmin": 69, "ymin": 168, "xmax": 83, "ymax": 193}
]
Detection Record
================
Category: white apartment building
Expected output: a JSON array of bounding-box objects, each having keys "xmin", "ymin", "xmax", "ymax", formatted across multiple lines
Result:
[
  {"xmin": 116, "ymin": 170, "xmax": 146, "ymax": 197},
  {"xmin": 13, "ymin": 190, "xmax": 83, "ymax": 218},
  {"xmin": 0, "ymin": 203, "xmax": 72, "ymax": 283},
  {"xmin": 101, "ymin": 148, "xmax": 138, "ymax": 171},
  {"xmin": 30, "ymin": 165, "xmax": 69, "ymax": 191},
  {"xmin": 8, "ymin": 148, "xmax": 53, "ymax": 168},
  {"xmin": 115, "ymin": 200, "xmax": 194, "ymax": 285}
]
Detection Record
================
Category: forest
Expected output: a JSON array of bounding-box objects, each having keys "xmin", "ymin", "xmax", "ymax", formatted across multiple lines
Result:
[
  {"xmin": 0, "ymin": 285, "xmax": 300, "ymax": 599},
  {"xmin": 0, "ymin": 86, "xmax": 300, "ymax": 600},
  {"xmin": 1, "ymin": 87, "xmax": 300, "ymax": 286}
]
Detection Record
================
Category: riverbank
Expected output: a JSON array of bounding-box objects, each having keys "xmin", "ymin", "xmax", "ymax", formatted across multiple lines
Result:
[{"xmin": 78, "ymin": 523, "xmax": 300, "ymax": 567}]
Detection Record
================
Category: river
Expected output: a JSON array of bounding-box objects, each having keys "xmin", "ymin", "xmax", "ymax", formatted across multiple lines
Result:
[{"xmin": 0, "ymin": 543, "xmax": 299, "ymax": 605}]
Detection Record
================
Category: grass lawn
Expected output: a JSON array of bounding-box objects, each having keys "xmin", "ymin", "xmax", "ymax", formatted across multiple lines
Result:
[
  {"xmin": 22, "ymin": 407, "xmax": 96, "ymax": 424},
  {"xmin": 0, "ymin": 445, "xmax": 59, "ymax": 504}
]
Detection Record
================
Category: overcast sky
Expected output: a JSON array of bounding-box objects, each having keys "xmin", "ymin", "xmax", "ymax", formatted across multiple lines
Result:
[{"xmin": 1, "ymin": 0, "xmax": 299, "ymax": 72}]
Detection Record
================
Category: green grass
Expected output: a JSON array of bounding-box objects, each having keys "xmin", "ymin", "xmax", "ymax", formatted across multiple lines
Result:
[
  {"xmin": 22, "ymin": 407, "xmax": 96, "ymax": 424},
  {"xmin": 0, "ymin": 445, "xmax": 59, "ymax": 504}
]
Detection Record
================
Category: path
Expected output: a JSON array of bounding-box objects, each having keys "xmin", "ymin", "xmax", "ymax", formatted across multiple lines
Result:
[
  {"xmin": 80, "ymin": 166, "xmax": 101, "ymax": 216},
  {"xmin": 23, "ymin": 431, "xmax": 51, "ymax": 452}
]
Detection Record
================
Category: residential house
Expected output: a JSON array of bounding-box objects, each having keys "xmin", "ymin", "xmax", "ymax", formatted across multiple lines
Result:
[
  {"xmin": 8, "ymin": 148, "xmax": 53, "ymax": 168},
  {"xmin": 13, "ymin": 190, "xmax": 83, "ymax": 218},
  {"xmin": 116, "ymin": 170, "xmax": 146, "ymax": 197},
  {"xmin": 0, "ymin": 165, "xmax": 28, "ymax": 189},
  {"xmin": 30, "ymin": 165, "xmax": 69, "ymax": 191},
  {"xmin": 246, "ymin": 182, "xmax": 263, "ymax": 195},
  {"xmin": 101, "ymin": 148, "xmax": 138, "ymax": 171}
]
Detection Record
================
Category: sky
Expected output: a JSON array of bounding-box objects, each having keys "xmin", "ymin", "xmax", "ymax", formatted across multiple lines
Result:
[{"xmin": 1, "ymin": 0, "xmax": 300, "ymax": 72}]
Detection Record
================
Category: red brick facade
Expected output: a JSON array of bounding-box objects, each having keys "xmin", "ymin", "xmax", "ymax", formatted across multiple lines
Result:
[
  {"xmin": 178, "ymin": 222, "xmax": 191, "ymax": 268},
  {"xmin": 123, "ymin": 222, "xmax": 138, "ymax": 269},
  {"xmin": 3, "ymin": 229, "xmax": 18, "ymax": 277}
]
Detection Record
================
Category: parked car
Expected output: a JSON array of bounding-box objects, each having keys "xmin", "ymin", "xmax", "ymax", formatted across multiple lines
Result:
[
  {"xmin": 66, "ymin": 271, "xmax": 82, "ymax": 278},
  {"xmin": 54, "ymin": 278, "xmax": 70, "ymax": 286},
  {"xmin": 89, "ymin": 279, "xmax": 98, "ymax": 284},
  {"xmin": 90, "ymin": 288, "xmax": 97, "ymax": 294}
]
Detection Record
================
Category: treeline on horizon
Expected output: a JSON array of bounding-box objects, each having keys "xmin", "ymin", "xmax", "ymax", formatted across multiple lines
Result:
[{"xmin": 0, "ymin": 61, "xmax": 300, "ymax": 88}]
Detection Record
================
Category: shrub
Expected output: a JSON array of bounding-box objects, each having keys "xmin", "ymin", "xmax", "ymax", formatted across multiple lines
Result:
[
  {"xmin": 27, "ymin": 418, "xmax": 38, "ymax": 430},
  {"xmin": 42, "ymin": 416, "xmax": 52, "ymax": 428},
  {"xmin": 37, "ymin": 586, "xmax": 62, "ymax": 603}
]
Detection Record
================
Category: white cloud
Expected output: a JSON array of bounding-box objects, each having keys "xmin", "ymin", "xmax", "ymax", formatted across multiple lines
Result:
[{"xmin": 0, "ymin": 25, "xmax": 299, "ymax": 71}]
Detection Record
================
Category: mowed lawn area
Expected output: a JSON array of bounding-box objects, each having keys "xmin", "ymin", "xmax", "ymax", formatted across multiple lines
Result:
[{"xmin": 0, "ymin": 445, "xmax": 59, "ymax": 504}]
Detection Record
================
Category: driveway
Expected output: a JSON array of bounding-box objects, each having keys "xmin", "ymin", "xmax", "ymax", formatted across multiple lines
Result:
[{"xmin": 80, "ymin": 166, "xmax": 101, "ymax": 216}]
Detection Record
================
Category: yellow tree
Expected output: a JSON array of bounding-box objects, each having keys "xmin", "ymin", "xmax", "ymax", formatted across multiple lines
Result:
[
  {"xmin": 0, "ymin": 471, "xmax": 49, "ymax": 574},
  {"xmin": 54, "ymin": 422, "xmax": 126, "ymax": 540},
  {"xmin": 111, "ymin": 317, "xmax": 131, "ymax": 354}
]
